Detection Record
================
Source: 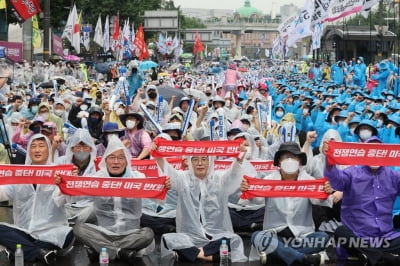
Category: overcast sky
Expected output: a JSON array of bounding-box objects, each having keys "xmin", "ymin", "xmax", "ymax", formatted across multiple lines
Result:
[{"xmin": 173, "ymin": 0, "xmax": 307, "ymax": 16}]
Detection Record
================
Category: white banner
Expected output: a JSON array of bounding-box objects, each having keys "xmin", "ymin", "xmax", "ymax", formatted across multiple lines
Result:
[
  {"xmin": 325, "ymin": 0, "xmax": 363, "ymax": 22},
  {"xmin": 311, "ymin": 0, "xmax": 331, "ymax": 25}
]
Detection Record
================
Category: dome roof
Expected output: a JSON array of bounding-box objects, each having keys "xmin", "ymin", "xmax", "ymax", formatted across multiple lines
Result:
[{"xmin": 235, "ymin": 0, "xmax": 262, "ymax": 17}]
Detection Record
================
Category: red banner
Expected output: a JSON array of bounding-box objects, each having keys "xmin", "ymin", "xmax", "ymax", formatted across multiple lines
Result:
[
  {"xmin": 59, "ymin": 175, "xmax": 167, "ymax": 200},
  {"xmin": 240, "ymin": 176, "xmax": 329, "ymax": 200},
  {"xmin": 151, "ymin": 139, "xmax": 243, "ymax": 158},
  {"xmin": 94, "ymin": 157, "xmax": 184, "ymax": 176},
  {"xmin": 52, "ymin": 34, "xmax": 63, "ymax": 56},
  {"xmin": 0, "ymin": 164, "xmax": 74, "ymax": 185},
  {"xmin": 327, "ymin": 141, "xmax": 400, "ymax": 166},
  {"xmin": 10, "ymin": 0, "xmax": 41, "ymax": 22},
  {"xmin": 214, "ymin": 160, "xmax": 278, "ymax": 172}
]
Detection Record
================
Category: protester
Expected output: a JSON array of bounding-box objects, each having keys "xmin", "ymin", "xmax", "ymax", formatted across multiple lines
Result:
[
  {"xmin": 72, "ymin": 135, "xmax": 154, "ymax": 263},
  {"xmin": 0, "ymin": 134, "xmax": 74, "ymax": 264}
]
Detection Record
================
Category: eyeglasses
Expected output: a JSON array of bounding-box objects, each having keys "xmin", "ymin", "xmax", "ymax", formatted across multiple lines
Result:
[
  {"xmin": 191, "ymin": 157, "xmax": 208, "ymax": 164},
  {"xmin": 107, "ymin": 155, "xmax": 126, "ymax": 162}
]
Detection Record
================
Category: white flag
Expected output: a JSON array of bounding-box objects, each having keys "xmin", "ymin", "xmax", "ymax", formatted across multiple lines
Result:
[
  {"xmin": 61, "ymin": 4, "xmax": 77, "ymax": 44},
  {"xmin": 71, "ymin": 6, "xmax": 80, "ymax": 54},
  {"xmin": 286, "ymin": 0, "xmax": 314, "ymax": 48},
  {"xmin": 94, "ymin": 15, "xmax": 103, "ymax": 47},
  {"xmin": 311, "ymin": 22, "xmax": 324, "ymax": 50},
  {"xmin": 361, "ymin": 0, "xmax": 380, "ymax": 18},
  {"xmin": 103, "ymin": 15, "xmax": 110, "ymax": 52},
  {"xmin": 311, "ymin": 0, "xmax": 331, "ymax": 26}
]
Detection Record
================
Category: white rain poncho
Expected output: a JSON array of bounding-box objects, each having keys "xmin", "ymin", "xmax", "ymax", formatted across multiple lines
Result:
[
  {"xmin": 56, "ymin": 128, "xmax": 97, "ymax": 222},
  {"xmin": 306, "ymin": 129, "xmax": 343, "ymax": 178},
  {"xmin": 93, "ymin": 135, "xmax": 145, "ymax": 234},
  {"xmin": 159, "ymin": 155, "xmax": 249, "ymax": 262},
  {"xmin": 0, "ymin": 134, "xmax": 71, "ymax": 248}
]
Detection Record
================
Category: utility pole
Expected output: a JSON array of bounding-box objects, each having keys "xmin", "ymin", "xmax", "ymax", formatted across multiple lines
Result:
[{"xmin": 43, "ymin": 0, "xmax": 50, "ymax": 61}]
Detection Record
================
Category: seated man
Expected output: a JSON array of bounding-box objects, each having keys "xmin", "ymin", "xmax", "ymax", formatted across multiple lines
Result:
[
  {"xmin": 323, "ymin": 136, "xmax": 400, "ymax": 266},
  {"xmin": 243, "ymin": 142, "xmax": 332, "ymax": 266},
  {"xmin": 0, "ymin": 134, "xmax": 74, "ymax": 265},
  {"xmin": 72, "ymin": 135, "xmax": 154, "ymax": 263},
  {"xmin": 56, "ymin": 128, "xmax": 97, "ymax": 224},
  {"xmin": 154, "ymin": 146, "xmax": 250, "ymax": 263}
]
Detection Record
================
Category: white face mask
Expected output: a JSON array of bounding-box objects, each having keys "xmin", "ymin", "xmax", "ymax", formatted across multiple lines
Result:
[
  {"xmin": 80, "ymin": 104, "xmax": 88, "ymax": 111},
  {"xmin": 245, "ymin": 147, "xmax": 252, "ymax": 160},
  {"xmin": 126, "ymin": 120, "xmax": 136, "ymax": 129},
  {"xmin": 40, "ymin": 112, "xmax": 49, "ymax": 120},
  {"xmin": 303, "ymin": 109, "xmax": 309, "ymax": 116},
  {"xmin": 276, "ymin": 111, "xmax": 284, "ymax": 118},
  {"xmin": 350, "ymin": 128, "xmax": 355, "ymax": 135},
  {"xmin": 280, "ymin": 158, "xmax": 300, "ymax": 174},
  {"xmin": 359, "ymin": 129, "xmax": 372, "ymax": 141},
  {"xmin": 54, "ymin": 109, "xmax": 65, "ymax": 117},
  {"xmin": 376, "ymin": 120, "xmax": 383, "ymax": 128},
  {"xmin": 115, "ymin": 108, "xmax": 125, "ymax": 116}
]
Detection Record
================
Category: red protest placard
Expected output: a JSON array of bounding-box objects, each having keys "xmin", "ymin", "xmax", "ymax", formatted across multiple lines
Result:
[{"xmin": 241, "ymin": 176, "xmax": 329, "ymax": 200}]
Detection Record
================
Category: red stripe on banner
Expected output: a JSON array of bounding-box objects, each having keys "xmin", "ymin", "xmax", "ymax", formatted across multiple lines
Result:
[
  {"xmin": 0, "ymin": 164, "xmax": 75, "ymax": 185},
  {"xmin": 240, "ymin": 176, "xmax": 329, "ymax": 199},
  {"xmin": 59, "ymin": 175, "xmax": 167, "ymax": 200},
  {"xmin": 327, "ymin": 141, "xmax": 400, "ymax": 166},
  {"xmin": 151, "ymin": 139, "xmax": 243, "ymax": 158},
  {"xmin": 94, "ymin": 158, "xmax": 184, "ymax": 176}
]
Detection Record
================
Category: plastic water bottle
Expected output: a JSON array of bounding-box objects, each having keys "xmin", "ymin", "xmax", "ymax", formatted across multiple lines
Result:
[
  {"xmin": 219, "ymin": 240, "xmax": 229, "ymax": 266},
  {"xmin": 15, "ymin": 244, "xmax": 24, "ymax": 266},
  {"xmin": 99, "ymin": 247, "xmax": 109, "ymax": 266}
]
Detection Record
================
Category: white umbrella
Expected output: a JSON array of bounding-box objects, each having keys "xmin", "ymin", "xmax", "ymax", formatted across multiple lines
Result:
[{"xmin": 183, "ymin": 88, "xmax": 208, "ymax": 102}]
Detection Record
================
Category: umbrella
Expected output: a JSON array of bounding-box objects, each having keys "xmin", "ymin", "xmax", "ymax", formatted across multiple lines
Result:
[
  {"xmin": 157, "ymin": 85, "xmax": 188, "ymax": 107},
  {"xmin": 168, "ymin": 63, "xmax": 182, "ymax": 71},
  {"xmin": 183, "ymin": 88, "xmax": 208, "ymax": 102},
  {"xmin": 95, "ymin": 63, "xmax": 110, "ymax": 74},
  {"xmin": 139, "ymin": 61, "xmax": 158, "ymax": 71},
  {"xmin": 64, "ymin": 55, "xmax": 81, "ymax": 61},
  {"xmin": 49, "ymin": 54, "xmax": 64, "ymax": 63}
]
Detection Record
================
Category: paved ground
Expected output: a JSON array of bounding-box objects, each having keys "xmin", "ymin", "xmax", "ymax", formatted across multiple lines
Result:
[{"xmin": 0, "ymin": 205, "xmax": 360, "ymax": 266}]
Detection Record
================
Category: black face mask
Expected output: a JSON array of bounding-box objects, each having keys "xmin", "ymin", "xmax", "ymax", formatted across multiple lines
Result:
[
  {"xmin": 170, "ymin": 136, "xmax": 180, "ymax": 141},
  {"xmin": 148, "ymin": 92, "xmax": 157, "ymax": 99},
  {"xmin": 205, "ymin": 93, "xmax": 212, "ymax": 97}
]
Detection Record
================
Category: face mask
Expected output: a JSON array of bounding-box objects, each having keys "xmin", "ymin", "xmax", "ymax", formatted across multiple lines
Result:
[
  {"xmin": 376, "ymin": 120, "xmax": 383, "ymax": 127},
  {"xmin": 74, "ymin": 151, "xmax": 90, "ymax": 161},
  {"xmin": 388, "ymin": 96, "xmax": 394, "ymax": 101},
  {"xmin": 54, "ymin": 109, "xmax": 65, "ymax": 117},
  {"xmin": 359, "ymin": 129, "xmax": 372, "ymax": 140},
  {"xmin": 89, "ymin": 117, "xmax": 100, "ymax": 124},
  {"xmin": 126, "ymin": 120, "xmax": 136, "ymax": 129},
  {"xmin": 31, "ymin": 106, "xmax": 38, "ymax": 114},
  {"xmin": 80, "ymin": 104, "xmax": 88, "ymax": 111},
  {"xmin": 115, "ymin": 108, "xmax": 125, "ymax": 116},
  {"xmin": 205, "ymin": 93, "xmax": 212, "ymax": 97},
  {"xmin": 331, "ymin": 117, "xmax": 337, "ymax": 125},
  {"xmin": 64, "ymin": 103, "xmax": 71, "ymax": 111},
  {"xmin": 148, "ymin": 92, "xmax": 157, "ymax": 99},
  {"xmin": 276, "ymin": 111, "xmax": 284, "ymax": 118},
  {"xmin": 40, "ymin": 112, "xmax": 49, "ymax": 120},
  {"xmin": 170, "ymin": 135, "xmax": 180, "ymax": 141},
  {"xmin": 303, "ymin": 109, "xmax": 309, "ymax": 116},
  {"xmin": 357, "ymin": 60, "xmax": 361, "ymax": 64},
  {"xmin": 280, "ymin": 158, "xmax": 300, "ymax": 174},
  {"xmin": 350, "ymin": 127, "xmax": 356, "ymax": 135}
]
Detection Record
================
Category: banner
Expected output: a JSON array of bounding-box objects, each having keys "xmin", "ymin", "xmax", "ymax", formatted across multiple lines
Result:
[
  {"xmin": 0, "ymin": 164, "xmax": 74, "ymax": 185},
  {"xmin": 52, "ymin": 34, "xmax": 63, "ymax": 55},
  {"xmin": 311, "ymin": 0, "xmax": 331, "ymax": 25},
  {"xmin": 241, "ymin": 176, "xmax": 329, "ymax": 199},
  {"xmin": 214, "ymin": 160, "xmax": 279, "ymax": 172},
  {"xmin": 10, "ymin": 0, "xmax": 41, "ymax": 22},
  {"xmin": 326, "ymin": 141, "xmax": 400, "ymax": 166},
  {"xmin": 325, "ymin": 0, "xmax": 363, "ymax": 22},
  {"xmin": 0, "ymin": 41, "xmax": 23, "ymax": 62},
  {"xmin": 32, "ymin": 15, "xmax": 41, "ymax": 49},
  {"xmin": 286, "ymin": 0, "xmax": 314, "ymax": 48},
  {"xmin": 59, "ymin": 175, "xmax": 167, "ymax": 200},
  {"xmin": 151, "ymin": 138, "xmax": 243, "ymax": 158}
]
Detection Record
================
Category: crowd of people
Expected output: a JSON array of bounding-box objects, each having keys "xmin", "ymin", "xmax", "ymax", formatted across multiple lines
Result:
[{"xmin": 0, "ymin": 55, "xmax": 399, "ymax": 265}]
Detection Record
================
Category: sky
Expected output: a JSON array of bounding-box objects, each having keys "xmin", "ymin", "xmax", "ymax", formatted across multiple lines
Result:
[{"xmin": 173, "ymin": 0, "xmax": 307, "ymax": 16}]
